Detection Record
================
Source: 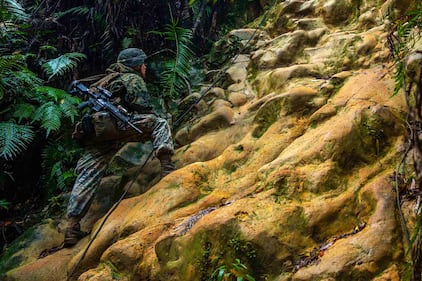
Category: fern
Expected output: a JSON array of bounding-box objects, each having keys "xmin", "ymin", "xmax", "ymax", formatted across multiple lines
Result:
[
  {"xmin": 41, "ymin": 52, "xmax": 86, "ymax": 81},
  {"xmin": 0, "ymin": 122, "xmax": 34, "ymax": 160},
  {"xmin": 54, "ymin": 6, "xmax": 90, "ymax": 20},
  {"xmin": 30, "ymin": 87, "xmax": 81, "ymax": 136},
  {"xmin": 59, "ymin": 98, "xmax": 79, "ymax": 123},
  {"xmin": 390, "ymin": 4, "xmax": 422, "ymax": 95},
  {"xmin": 0, "ymin": 54, "xmax": 24, "ymax": 72},
  {"xmin": 12, "ymin": 68, "xmax": 43, "ymax": 87},
  {"xmin": 0, "ymin": 21, "xmax": 18, "ymax": 40},
  {"xmin": 0, "ymin": 199, "xmax": 10, "ymax": 210},
  {"xmin": 12, "ymin": 103, "xmax": 36, "ymax": 121},
  {"xmin": 3, "ymin": 0, "xmax": 29, "ymax": 21},
  {"xmin": 0, "ymin": 55, "xmax": 34, "ymax": 99},
  {"xmin": 41, "ymin": 140, "xmax": 82, "ymax": 195},
  {"xmin": 152, "ymin": 18, "xmax": 194, "ymax": 99},
  {"xmin": 39, "ymin": 45, "xmax": 58, "ymax": 56},
  {"xmin": 35, "ymin": 86, "xmax": 67, "ymax": 102},
  {"xmin": 33, "ymin": 101, "xmax": 62, "ymax": 136},
  {"xmin": 35, "ymin": 86, "xmax": 80, "ymax": 123},
  {"xmin": 49, "ymin": 162, "xmax": 66, "ymax": 190}
]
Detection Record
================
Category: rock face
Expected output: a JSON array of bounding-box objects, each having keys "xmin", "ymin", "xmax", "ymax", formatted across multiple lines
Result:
[{"xmin": 2, "ymin": 0, "xmax": 419, "ymax": 280}]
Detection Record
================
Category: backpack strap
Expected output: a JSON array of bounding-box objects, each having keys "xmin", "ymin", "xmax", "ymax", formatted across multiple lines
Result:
[
  {"xmin": 76, "ymin": 74, "xmax": 108, "ymax": 85},
  {"xmin": 90, "ymin": 72, "xmax": 122, "ymax": 88}
]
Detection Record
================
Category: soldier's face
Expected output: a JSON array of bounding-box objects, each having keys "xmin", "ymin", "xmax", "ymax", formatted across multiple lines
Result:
[
  {"xmin": 140, "ymin": 64, "xmax": 147, "ymax": 78},
  {"xmin": 134, "ymin": 64, "xmax": 147, "ymax": 78}
]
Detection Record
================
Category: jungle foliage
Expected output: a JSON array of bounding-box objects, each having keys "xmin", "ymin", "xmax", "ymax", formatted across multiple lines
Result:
[{"xmin": 0, "ymin": 0, "xmax": 84, "ymax": 196}]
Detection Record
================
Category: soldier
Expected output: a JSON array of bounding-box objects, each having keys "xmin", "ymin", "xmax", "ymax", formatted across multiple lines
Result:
[{"xmin": 63, "ymin": 48, "xmax": 175, "ymax": 247}]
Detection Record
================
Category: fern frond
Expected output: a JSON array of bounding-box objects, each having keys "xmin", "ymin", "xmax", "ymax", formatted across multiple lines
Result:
[
  {"xmin": 3, "ymin": 0, "xmax": 29, "ymax": 21},
  {"xmin": 12, "ymin": 103, "xmax": 36, "ymax": 121},
  {"xmin": 0, "ymin": 199, "xmax": 10, "ymax": 210},
  {"xmin": 0, "ymin": 54, "xmax": 27, "ymax": 100},
  {"xmin": 50, "ymin": 162, "xmax": 66, "ymax": 190},
  {"xmin": 33, "ymin": 101, "xmax": 62, "ymax": 136},
  {"xmin": 0, "ymin": 122, "xmax": 34, "ymax": 160},
  {"xmin": 35, "ymin": 86, "xmax": 67, "ymax": 102},
  {"xmin": 59, "ymin": 100, "xmax": 79, "ymax": 123},
  {"xmin": 155, "ymin": 20, "xmax": 194, "ymax": 99},
  {"xmin": 34, "ymin": 86, "xmax": 80, "ymax": 123},
  {"xmin": 54, "ymin": 6, "xmax": 90, "ymax": 20},
  {"xmin": 0, "ymin": 21, "xmax": 18, "ymax": 40},
  {"xmin": 39, "ymin": 45, "xmax": 58, "ymax": 54},
  {"xmin": 41, "ymin": 52, "xmax": 86, "ymax": 81},
  {"xmin": 41, "ymin": 140, "xmax": 82, "ymax": 194},
  {"xmin": 0, "ymin": 54, "xmax": 24, "ymax": 74},
  {"xmin": 41, "ymin": 139, "xmax": 82, "ymax": 169},
  {"xmin": 12, "ymin": 69, "xmax": 43, "ymax": 86}
]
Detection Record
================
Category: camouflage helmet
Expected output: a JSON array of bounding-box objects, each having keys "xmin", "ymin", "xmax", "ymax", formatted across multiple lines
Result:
[{"xmin": 117, "ymin": 48, "xmax": 147, "ymax": 67}]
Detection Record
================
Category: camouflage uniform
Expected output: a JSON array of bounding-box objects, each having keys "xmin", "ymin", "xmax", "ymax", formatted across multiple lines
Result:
[{"xmin": 66, "ymin": 62, "xmax": 174, "ymax": 219}]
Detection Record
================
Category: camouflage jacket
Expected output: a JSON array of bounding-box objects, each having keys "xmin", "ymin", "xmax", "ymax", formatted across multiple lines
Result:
[{"xmin": 96, "ymin": 62, "xmax": 153, "ymax": 113}]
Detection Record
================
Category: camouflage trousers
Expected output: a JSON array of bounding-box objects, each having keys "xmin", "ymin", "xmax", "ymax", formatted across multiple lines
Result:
[{"xmin": 66, "ymin": 113, "xmax": 174, "ymax": 218}]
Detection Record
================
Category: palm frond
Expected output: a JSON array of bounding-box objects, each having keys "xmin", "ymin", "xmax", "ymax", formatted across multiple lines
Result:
[
  {"xmin": 0, "ymin": 121, "xmax": 34, "ymax": 160},
  {"xmin": 3, "ymin": 0, "xmax": 29, "ymax": 21},
  {"xmin": 33, "ymin": 101, "xmax": 62, "ymax": 136},
  {"xmin": 41, "ymin": 52, "xmax": 86, "ymax": 81}
]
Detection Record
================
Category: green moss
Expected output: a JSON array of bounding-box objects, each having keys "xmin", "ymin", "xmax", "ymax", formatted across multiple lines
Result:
[
  {"xmin": 311, "ymin": 192, "xmax": 373, "ymax": 244},
  {"xmin": 0, "ymin": 225, "xmax": 38, "ymax": 275},
  {"xmin": 357, "ymin": 186, "xmax": 377, "ymax": 222},
  {"xmin": 155, "ymin": 221, "xmax": 261, "ymax": 281},
  {"xmin": 168, "ymin": 182, "xmax": 182, "ymax": 189},
  {"xmin": 272, "ymin": 177, "xmax": 289, "ymax": 203},
  {"xmin": 284, "ymin": 207, "xmax": 308, "ymax": 233},
  {"xmin": 252, "ymin": 98, "xmax": 282, "ymax": 138},
  {"xmin": 357, "ymin": 114, "xmax": 387, "ymax": 157}
]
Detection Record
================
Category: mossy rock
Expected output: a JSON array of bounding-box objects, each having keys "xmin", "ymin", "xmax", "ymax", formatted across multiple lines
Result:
[
  {"xmin": 0, "ymin": 219, "xmax": 63, "ymax": 278},
  {"xmin": 321, "ymin": 0, "xmax": 354, "ymax": 25}
]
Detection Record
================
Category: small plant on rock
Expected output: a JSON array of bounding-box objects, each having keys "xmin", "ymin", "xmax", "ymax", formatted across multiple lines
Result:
[{"xmin": 209, "ymin": 258, "xmax": 256, "ymax": 281}]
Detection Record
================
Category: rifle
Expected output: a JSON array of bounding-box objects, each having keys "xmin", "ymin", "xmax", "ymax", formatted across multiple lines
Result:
[{"xmin": 68, "ymin": 80, "xmax": 143, "ymax": 134}]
